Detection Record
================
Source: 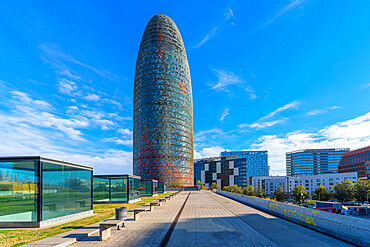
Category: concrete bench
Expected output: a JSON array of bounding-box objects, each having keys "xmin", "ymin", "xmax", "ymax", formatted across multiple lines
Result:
[
  {"xmin": 169, "ymin": 194, "xmax": 174, "ymax": 198},
  {"xmin": 158, "ymin": 198, "xmax": 166, "ymax": 203},
  {"xmin": 150, "ymin": 201, "xmax": 160, "ymax": 211},
  {"xmin": 134, "ymin": 208, "xmax": 146, "ymax": 221},
  {"xmin": 165, "ymin": 196, "xmax": 171, "ymax": 200},
  {"xmin": 99, "ymin": 220, "xmax": 124, "ymax": 241}
]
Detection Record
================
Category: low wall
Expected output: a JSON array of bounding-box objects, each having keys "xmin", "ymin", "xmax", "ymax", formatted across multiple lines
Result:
[{"xmin": 216, "ymin": 190, "xmax": 370, "ymax": 247}]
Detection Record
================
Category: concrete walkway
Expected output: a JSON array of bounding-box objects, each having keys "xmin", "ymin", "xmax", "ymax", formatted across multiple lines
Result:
[{"xmin": 70, "ymin": 191, "xmax": 353, "ymax": 247}]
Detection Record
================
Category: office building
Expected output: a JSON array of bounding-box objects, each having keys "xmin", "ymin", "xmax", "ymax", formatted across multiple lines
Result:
[
  {"xmin": 286, "ymin": 148, "xmax": 350, "ymax": 176},
  {"xmin": 220, "ymin": 151, "xmax": 269, "ymax": 177},
  {"xmin": 133, "ymin": 14, "xmax": 193, "ymax": 186},
  {"xmin": 194, "ymin": 157, "xmax": 248, "ymax": 188},
  {"xmin": 93, "ymin": 175, "xmax": 141, "ymax": 204},
  {"xmin": 338, "ymin": 146, "xmax": 370, "ymax": 179},
  {"xmin": 0, "ymin": 156, "xmax": 93, "ymax": 228}
]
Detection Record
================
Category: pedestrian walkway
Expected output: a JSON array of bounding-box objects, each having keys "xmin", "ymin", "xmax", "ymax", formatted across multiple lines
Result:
[{"xmin": 29, "ymin": 191, "xmax": 354, "ymax": 247}]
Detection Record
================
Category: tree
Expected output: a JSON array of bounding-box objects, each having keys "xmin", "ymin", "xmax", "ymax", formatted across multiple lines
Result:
[
  {"xmin": 210, "ymin": 182, "xmax": 220, "ymax": 190},
  {"xmin": 334, "ymin": 179, "xmax": 354, "ymax": 203},
  {"xmin": 273, "ymin": 185, "xmax": 285, "ymax": 202},
  {"xmin": 292, "ymin": 185, "xmax": 308, "ymax": 204},
  {"xmin": 243, "ymin": 185, "xmax": 256, "ymax": 196},
  {"xmin": 254, "ymin": 186, "xmax": 266, "ymax": 198},
  {"xmin": 313, "ymin": 185, "xmax": 331, "ymax": 201},
  {"xmin": 354, "ymin": 180, "xmax": 370, "ymax": 203},
  {"xmin": 171, "ymin": 181, "xmax": 182, "ymax": 188}
]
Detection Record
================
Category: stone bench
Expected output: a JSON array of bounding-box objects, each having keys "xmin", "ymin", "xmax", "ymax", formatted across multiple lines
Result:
[
  {"xmin": 99, "ymin": 220, "xmax": 124, "ymax": 241},
  {"xmin": 150, "ymin": 201, "xmax": 160, "ymax": 211},
  {"xmin": 159, "ymin": 198, "xmax": 166, "ymax": 204},
  {"xmin": 165, "ymin": 196, "xmax": 171, "ymax": 200},
  {"xmin": 134, "ymin": 208, "xmax": 146, "ymax": 221}
]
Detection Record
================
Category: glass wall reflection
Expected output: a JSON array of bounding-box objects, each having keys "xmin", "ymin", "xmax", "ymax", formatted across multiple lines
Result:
[{"xmin": 0, "ymin": 161, "xmax": 39, "ymax": 222}]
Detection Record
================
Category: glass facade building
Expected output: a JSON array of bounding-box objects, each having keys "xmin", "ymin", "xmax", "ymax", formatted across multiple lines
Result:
[
  {"xmin": 220, "ymin": 151, "xmax": 269, "ymax": 177},
  {"xmin": 93, "ymin": 175, "xmax": 141, "ymax": 203},
  {"xmin": 286, "ymin": 148, "xmax": 350, "ymax": 176},
  {"xmin": 133, "ymin": 14, "xmax": 194, "ymax": 186},
  {"xmin": 338, "ymin": 146, "xmax": 370, "ymax": 179},
  {"xmin": 140, "ymin": 179, "xmax": 158, "ymax": 197},
  {"xmin": 0, "ymin": 156, "xmax": 93, "ymax": 228}
]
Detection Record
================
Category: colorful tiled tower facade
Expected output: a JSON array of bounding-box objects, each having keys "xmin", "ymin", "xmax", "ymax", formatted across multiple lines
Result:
[{"xmin": 133, "ymin": 14, "xmax": 193, "ymax": 186}]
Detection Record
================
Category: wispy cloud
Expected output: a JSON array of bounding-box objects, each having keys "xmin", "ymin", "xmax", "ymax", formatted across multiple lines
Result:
[
  {"xmin": 239, "ymin": 101, "xmax": 298, "ymax": 129},
  {"xmin": 360, "ymin": 83, "xmax": 370, "ymax": 91},
  {"xmin": 251, "ymin": 112, "xmax": 370, "ymax": 175},
  {"xmin": 260, "ymin": 101, "xmax": 299, "ymax": 120},
  {"xmin": 209, "ymin": 69, "xmax": 256, "ymax": 99},
  {"xmin": 84, "ymin": 93, "xmax": 100, "ymax": 102},
  {"xmin": 266, "ymin": 0, "xmax": 304, "ymax": 25},
  {"xmin": 219, "ymin": 108, "xmax": 230, "ymax": 121},
  {"xmin": 239, "ymin": 119, "xmax": 286, "ymax": 129},
  {"xmin": 40, "ymin": 44, "xmax": 117, "ymax": 80},
  {"xmin": 306, "ymin": 109, "xmax": 327, "ymax": 116},
  {"xmin": 306, "ymin": 105, "xmax": 340, "ymax": 116},
  {"xmin": 194, "ymin": 146, "xmax": 228, "ymax": 159},
  {"xmin": 194, "ymin": 8, "xmax": 235, "ymax": 48}
]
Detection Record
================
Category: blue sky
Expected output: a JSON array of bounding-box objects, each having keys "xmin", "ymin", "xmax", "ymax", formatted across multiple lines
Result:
[{"xmin": 0, "ymin": 0, "xmax": 369, "ymax": 175}]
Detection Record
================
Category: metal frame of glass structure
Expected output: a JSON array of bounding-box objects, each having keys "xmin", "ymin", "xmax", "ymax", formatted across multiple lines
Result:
[
  {"xmin": 0, "ymin": 156, "xmax": 93, "ymax": 228},
  {"xmin": 93, "ymin": 174, "xmax": 141, "ymax": 203},
  {"xmin": 133, "ymin": 14, "xmax": 194, "ymax": 186},
  {"xmin": 140, "ymin": 179, "xmax": 158, "ymax": 197}
]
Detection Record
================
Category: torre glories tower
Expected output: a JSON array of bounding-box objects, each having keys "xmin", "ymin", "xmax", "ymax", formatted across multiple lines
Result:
[{"xmin": 133, "ymin": 15, "xmax": 194, "ymax": 186}]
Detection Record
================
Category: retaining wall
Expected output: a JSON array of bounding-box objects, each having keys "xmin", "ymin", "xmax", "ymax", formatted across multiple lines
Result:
[{"xmin": 216, "ymin": 190, "xmax": 370, "ymax": 247}]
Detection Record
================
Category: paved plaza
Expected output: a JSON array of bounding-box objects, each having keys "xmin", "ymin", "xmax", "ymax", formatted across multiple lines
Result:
[{"xmin": 67, "ymin": 191, "xmax": 353, "ymax": 247}]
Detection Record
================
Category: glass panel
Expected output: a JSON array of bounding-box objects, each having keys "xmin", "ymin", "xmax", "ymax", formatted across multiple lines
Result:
[
  {"xmin": 93, "ymin": 177, "xmax": 109, "ymax": 202},
  {"xmin": 129, "ymin": 177, "xmax": 141, "ymax": 201},
  {"xmin": 110, "ymin": 177, "xmax": 127, "ymax": 201},
  {"xmin": 42, "ymin": 162, "xmax": 91, "ymax": 221},
  {"xmin": 153, "ymin": 180, "xmax": 158, "ymax": 194},
  {"xmin": 140, "ymin": 180, "xmax": 152, "ymax": 196},
  {"xmin": 0, "ymin": 161, "xmax": 38, "ymax": 222},
  {"xmin": 157, "ymin": 182, "xmax": 164, "ymax": 193}
]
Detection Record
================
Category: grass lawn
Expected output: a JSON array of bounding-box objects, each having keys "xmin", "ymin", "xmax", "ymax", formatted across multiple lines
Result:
[{"xmin": 0, "ymin": 192, "xmax": 172, "ymax": 247}]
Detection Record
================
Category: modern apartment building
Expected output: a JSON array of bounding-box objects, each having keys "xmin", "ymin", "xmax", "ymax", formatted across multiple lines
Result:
[
  {"xmin": 220, "ymin": 151, "xmax": 269, "ymax": 177},
  {"xmin": 286, "ymin": 148, "xmax": 350, "ymax": 176},
  {"xmin": 249, "ymin": 172, "xmax": 358, "ymax": 195},
  {"xmin": 338, "ymin": 146, "xmax": 370, "ymax": 180}
]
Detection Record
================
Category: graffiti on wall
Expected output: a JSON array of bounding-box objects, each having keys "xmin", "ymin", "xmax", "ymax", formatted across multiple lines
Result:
[{"xmin": 284, "ymin": 209, "xmax": 317, "ymax": 227}]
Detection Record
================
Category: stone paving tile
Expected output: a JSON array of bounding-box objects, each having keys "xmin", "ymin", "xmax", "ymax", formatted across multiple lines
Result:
[
  {"xmin": 167, "ymin": 191, "xmax": 277, "ymax": 247},
  {"xmin": 72, "ymin": 192, "xmax": 189, "ymax": 247}
]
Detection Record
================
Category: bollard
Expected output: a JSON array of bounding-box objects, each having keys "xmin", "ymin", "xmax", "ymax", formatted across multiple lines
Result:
[{"xmin": 115, "ymin": 207, "xmax": 127, "ymax": 220}]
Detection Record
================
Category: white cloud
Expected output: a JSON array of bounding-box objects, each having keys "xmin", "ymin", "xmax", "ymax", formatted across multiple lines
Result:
[
  {"xmin": 84, "ymin": 93, "xmax": 100, "ymax": 102},
  {"xmin": 239, "ymin": 119, "xmax": 286, "ymax": 129},
  {"xmin": 11, "ymin": 91, "xmax": 51, "ymax": 109},
  {"xmin": 119, "ymin": 128, "xmax": 133, "ymax": 136},
  {"xmin": 306, "ymin": 109, "xmax": 327, "ymax": 116},
  {"xmin": 250, "ymin": 112, "xmax": 370, "ymax": 175},
  {"xmin": 57, "ymin": 78, "xmax": 79, "ymax": 96},
  {"xmin": 266, "ymin": 0, "xmax": 304, "ymax": 24},
  {"xmin": 194, "ymin": 8, "xmax": 235, "ymax": 48},
  {"xmin": 219, "ymin": 108, "xmax": 230, "ymax": 121},
  {"xmin": 104, "ymin": 137, "xmax": 132, "ymax": 147},
  {"xmin": 209, "ymin": 69, "xmax": 256, "ymax": 99},
  {"xmin": 224, "ymin": 8, "xmax": 234, "ymax": 20},
  {"xmin": 260, "ymin": 101, "xmax": 299, "ymax": 120},
  {"xmin": 194, "ymin": 146, "xmax": 227, "ymax": 159},
  {"xmin": 360, "ymin": 83, "xmax": 370, "ymax": 91},
  {"xmin": 329, "ymin": 106, "xmax": 340, "ymax": 110}
]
